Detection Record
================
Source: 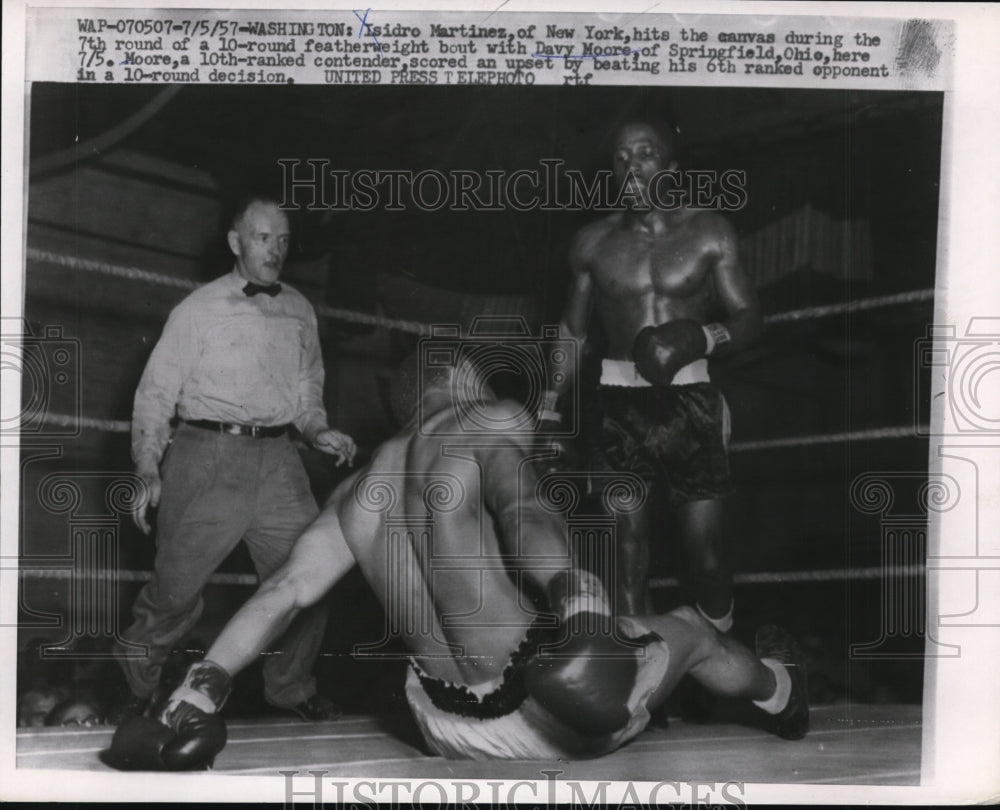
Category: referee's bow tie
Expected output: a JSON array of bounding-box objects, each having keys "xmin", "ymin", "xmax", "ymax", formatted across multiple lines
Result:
[{"xmin": 243, "ymin": 281, "xmax": 282, "ymax": 297}]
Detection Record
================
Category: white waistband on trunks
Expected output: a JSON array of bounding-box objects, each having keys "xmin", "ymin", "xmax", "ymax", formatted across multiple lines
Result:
[{"xmin": 600, "ymin": 358, "xmax": 710, "ymax": 387}]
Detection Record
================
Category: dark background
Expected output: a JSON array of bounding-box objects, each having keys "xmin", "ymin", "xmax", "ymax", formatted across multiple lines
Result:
[{"xmin": 18, "ymin": 83, "xmax": 941, "ymax": 720}]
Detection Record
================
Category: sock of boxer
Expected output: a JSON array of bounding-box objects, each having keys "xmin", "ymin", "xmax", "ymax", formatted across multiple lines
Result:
[
  {"xmin": 752, "ymin": 658, "xmax": 792, "ymax": 714},
  {"xmin": 697, "ymin": 601, "xmax": 734, "ymax": 634}
]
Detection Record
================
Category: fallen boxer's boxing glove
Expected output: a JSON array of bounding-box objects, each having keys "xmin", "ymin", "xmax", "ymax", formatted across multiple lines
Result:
[
  {"xmin": 524, "ymin": 569, "xmax": 638, "ymax": 736},
  {"xmin": 632, "ymin": 319, "xmax": 708, "ymax": 386},
  {"xmin": 107, "ymin": 660, "xmax": 231, "ymax": 771},
  {"xmin": 108, "ymin": 711, "xmax": 226, "ymax": 771}
]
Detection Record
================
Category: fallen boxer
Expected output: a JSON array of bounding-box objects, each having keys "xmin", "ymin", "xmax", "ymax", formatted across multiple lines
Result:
[{"xmin": 107, "ymin": 352, "xmax": 807, "ymax": 769}]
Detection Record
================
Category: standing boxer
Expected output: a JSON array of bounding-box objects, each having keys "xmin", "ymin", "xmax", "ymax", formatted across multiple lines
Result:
[
  {"xmin": 546, "ymin": 118, "xmax": 762, "ymax": 623},
  {"xmin": 111, "ymin": 194, "xmax": 356, "ymax": 723},
  {"xmin": 108, "ymin": 353, "xmax": 806, "ymax": 769}
]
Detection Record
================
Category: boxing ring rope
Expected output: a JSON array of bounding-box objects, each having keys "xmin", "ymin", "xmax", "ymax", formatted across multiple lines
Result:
[
  {"xmin": 26, "ymin": 248, "xmax": 432, "ymax": 336},
  {"xmin": 763, "ymin": 288, "xmax": 934, "ymax": 324},
  {"xmin": 31, "ymin": 410, "xmax": 931, "ymax": 452},
  {"xmin": 18, "ymin": 563, "xmax": 926, "ymax": 588},
  {"xmin": 25, "ymin": 245, "xmax": 935, "ymax": 444},
  {"xmin": 19, "ymin": 247, "xmax": 935, "ymax": 593},
  {"xmin": 729, "ymin": 424, "xmax": 923, "ymax": 452},
  {"xmin": 26, "ymin": 247, "xmax": 933, "ymax": 334},
  {"xmin": 31, "ymin": 412, "xmax": 132, "ymax": 434}
]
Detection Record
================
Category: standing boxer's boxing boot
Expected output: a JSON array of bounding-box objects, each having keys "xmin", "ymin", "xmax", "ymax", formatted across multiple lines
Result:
[{"xmin": 753, "ymin": 625, "xmax": 810, "ymax": 740}]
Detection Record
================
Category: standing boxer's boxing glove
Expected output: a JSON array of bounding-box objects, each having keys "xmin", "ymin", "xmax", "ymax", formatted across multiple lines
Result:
[{"xmin": 632, "ymin": 320, "xmax": 708, "ymax": 386}]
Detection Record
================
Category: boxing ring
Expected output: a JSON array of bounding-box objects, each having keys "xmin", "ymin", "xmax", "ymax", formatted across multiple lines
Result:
[
  {"xmin": 15, "ymin": 248, "xmax": 935, "ymax": 783},
  {"xmin": 18, "ymin": 705, "xmax": 921, "ymax": 783}
]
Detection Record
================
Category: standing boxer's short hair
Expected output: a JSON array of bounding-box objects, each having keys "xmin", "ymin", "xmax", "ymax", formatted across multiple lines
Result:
[{"xmin": 610, "ymin": 115, "xmax": 682, "ymax": 162}]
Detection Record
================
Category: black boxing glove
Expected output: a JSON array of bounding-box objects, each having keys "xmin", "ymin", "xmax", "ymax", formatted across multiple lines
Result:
[
  {"xmin": 632, "ymin": 319, "xmax": 708, "ymax": 386},
  {"xmin": 524, "ymin": 569, "xmax": 638, "ymax": 736},
  {"xmin": 107, "ymin": 660, "xmax": 231, "ymax": 771}
]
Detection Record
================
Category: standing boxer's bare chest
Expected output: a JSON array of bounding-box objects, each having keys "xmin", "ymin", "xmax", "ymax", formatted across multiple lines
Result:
[{"xmin": 593, "ymin": 225, "xmax": 714, "ymax": 302}]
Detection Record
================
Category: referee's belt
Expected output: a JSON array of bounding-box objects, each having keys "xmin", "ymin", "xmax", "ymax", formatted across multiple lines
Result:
[{"xmin": 184, "ymin": 419, "xmax": 290, "ymax": 438}]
